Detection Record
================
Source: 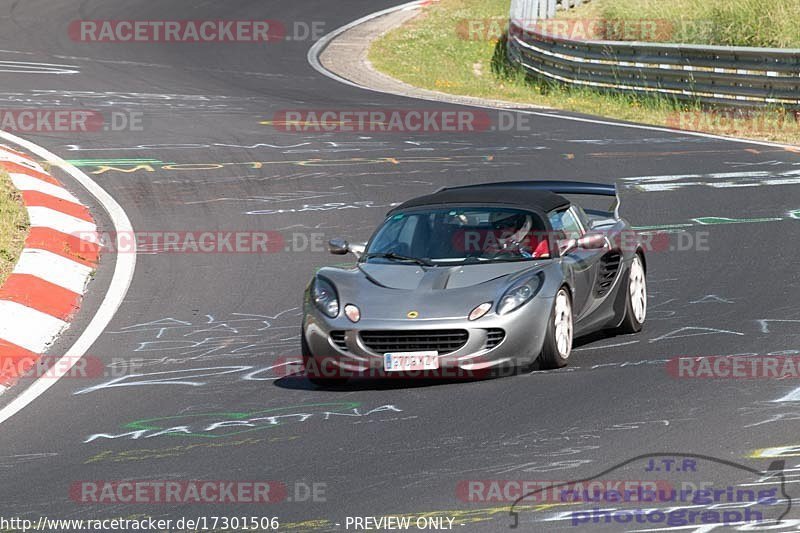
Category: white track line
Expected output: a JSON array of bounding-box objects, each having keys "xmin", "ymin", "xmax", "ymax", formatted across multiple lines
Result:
[
  {"xmin": 307, "ymin": 1, "xmax": 799, "ymax": 150},
  {"xmin": 0, "ymin": 131, "xmax": 136, "ymax": 425}
]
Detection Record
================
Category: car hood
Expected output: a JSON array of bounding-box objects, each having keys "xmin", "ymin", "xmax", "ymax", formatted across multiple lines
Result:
[
  {"xmin": 358, "ymin": 262, "xmax": 541, "ymax": 290},
  {"xmin": 315, "ymin": 261, "xmax": 550, "ymax": 321}
]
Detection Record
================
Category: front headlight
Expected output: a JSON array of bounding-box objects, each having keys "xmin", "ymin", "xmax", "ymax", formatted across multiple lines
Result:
[
  {"xmin": 497, "ymin": 274, "xmax": 542, "ymax": 315},
  {"xmin": 313, "ymin": 277, "xmax": 339, "ymax": 318}
]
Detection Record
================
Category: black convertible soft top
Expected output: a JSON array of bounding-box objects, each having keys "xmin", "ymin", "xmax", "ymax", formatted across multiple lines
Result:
[{"xmin": 389, "ymin": 182, "xmax": 571, "ymax": 214}]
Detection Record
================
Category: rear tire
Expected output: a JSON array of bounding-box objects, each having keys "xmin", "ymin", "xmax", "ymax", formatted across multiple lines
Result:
[
  {"xmin": 616, "ymin": 254, "xmax": 646, "ymax": 334},
  {"xmin": 538, "ymin": 287, "xmax": 573, "ymax": 369},
  {"xmin": 301, "ymin": 329, "xmax": 349, "ymax": 386}
]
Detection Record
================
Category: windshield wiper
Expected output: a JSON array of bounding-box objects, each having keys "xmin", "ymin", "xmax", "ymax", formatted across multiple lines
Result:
[{"xmin": 362, "ymin": 252, "xmax": 434, "ymax": 267}]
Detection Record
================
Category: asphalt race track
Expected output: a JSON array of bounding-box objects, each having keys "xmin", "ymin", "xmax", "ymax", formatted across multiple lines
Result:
[{"xmin": 1, "ymin": 1, "xmax": 800, "ymax": 532}]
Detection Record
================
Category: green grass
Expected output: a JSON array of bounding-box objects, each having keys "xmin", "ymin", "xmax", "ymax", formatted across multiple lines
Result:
[
  {"xmin": 0, "ymin": 169, "xmax": 29, "ymax": 287},
  {"xmin": 564, "ymin": 0, "xmax": 800, "ymax": 48},
  {"xmin": 368, "ymin": 0, "xmax": 800, "ymax": 145},
  {"xmin": 370, "ymin": 0, "xmax": 692, "ymax": 115}
]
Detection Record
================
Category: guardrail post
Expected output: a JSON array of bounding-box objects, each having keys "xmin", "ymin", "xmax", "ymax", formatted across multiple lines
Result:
[
  {"xmin": 547, "ymin": 0, "xmax": 557, "ymax": 19},
  {"xmin": 535, "ymin": 0, "xmax": 545, "ymax": 21}
]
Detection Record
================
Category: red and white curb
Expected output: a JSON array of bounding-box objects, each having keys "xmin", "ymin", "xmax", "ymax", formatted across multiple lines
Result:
[{"xmin": 0, "ymin": 145, "xmax": 100, "ymax": 391}]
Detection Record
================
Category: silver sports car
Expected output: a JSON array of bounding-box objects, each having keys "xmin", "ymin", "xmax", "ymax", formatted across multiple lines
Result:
[{"xmin": 301, "ymin": 181, "xmax": 647, "ymax": 384}]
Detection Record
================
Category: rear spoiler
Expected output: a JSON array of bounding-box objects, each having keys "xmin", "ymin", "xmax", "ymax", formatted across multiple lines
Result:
[{"xmin": 440, "ymin": 180, "xmax": 620, "ymax": 218}]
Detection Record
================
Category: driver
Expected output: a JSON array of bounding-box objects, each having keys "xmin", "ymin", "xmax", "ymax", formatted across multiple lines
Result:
[{"xmin": 486, "ymin": 212, "xmax": 534, "ymax": 257}]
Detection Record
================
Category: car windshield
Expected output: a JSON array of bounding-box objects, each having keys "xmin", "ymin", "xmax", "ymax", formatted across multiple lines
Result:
[{"xmin": 364, "ymin": 207, "xmax": 551, "ymax": 265}]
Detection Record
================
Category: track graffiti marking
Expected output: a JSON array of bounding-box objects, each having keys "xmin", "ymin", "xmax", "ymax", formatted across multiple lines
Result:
[
  {"xmin": 0, "ymin": 61, "xmax": 80, "ymax": 74},
  {"xmin": 62, "ymin": 139, "xmax": 545, "ymax": 154},
  {"xmin": 772, "ymin": 388, "xmax": 800, "ymax": 402},
  {"xmin": 104, "ymin": 309, "xmax": 302, "ymax": 368},
  {"xmin": 634, "ymin": 208, "xmax": 799, "ymax": 235},
  {"xmin": 0, "ymin": 453, "xmax": 59, "ymax": 468},
  {"xmin": 689, "ymin": 295, "xmax": 735, "ymax": 304},
  {"xmin": 72, "ymin": 361, "xmax": 314, "ymax": 394},
  {"xmin": 622, "ymin": 168, "xmax": 800, "ymax": 192},
  {"xmin": 757, "ymin": 319, "xmax": 800, "ymax": 334},
  {"xmin": 184, "ymin": 190, "xmax": 347, "ymax": 206},
  {"xmin": 629, "ymin": 294, "xmax": 736, "ymax": 323},
  {"xmin": 73, "ymin": 155, "xmax": 501, "ymax": 175},
  {"xmin": 648, "ymin": 327, "xmax": 745, "ymax": 343},
  {"xmin": 84, "ymin": 436, "xmax": 298, "ymax": 464},
  {"xmin": 83, "ymin": 403, "xmax": 405, "ymax": 442},
  {"xmin": 246, "ymin": 200, "xmax": 401, "ymax": 215},
  {"xmin": 739, "ymin": 398, "xmax": 800, "ymax": 427}
]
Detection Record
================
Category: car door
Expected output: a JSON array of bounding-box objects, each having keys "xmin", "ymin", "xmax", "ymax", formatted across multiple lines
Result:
[
  {"xmin": 548, "ymin": 206, "xmax": 604, "ymax": 318},
  {"xmin": 574, "ymin": 205, "xmax": 623, "ymax": 307}
]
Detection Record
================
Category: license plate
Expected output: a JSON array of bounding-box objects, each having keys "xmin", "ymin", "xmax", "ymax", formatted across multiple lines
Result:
[{"xmin": 384, "ymin": 351, "xmax": 439, "ymax": 372}]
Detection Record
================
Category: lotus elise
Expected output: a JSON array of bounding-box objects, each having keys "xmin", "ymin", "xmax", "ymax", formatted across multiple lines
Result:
[{"xmin": 301, "ymin": 181, "xmax": 647, "ymax": 384}]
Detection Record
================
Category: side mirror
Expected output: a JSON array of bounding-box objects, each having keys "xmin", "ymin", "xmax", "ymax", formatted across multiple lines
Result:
[
  {"xmin": 328, "ymin": 239, "xmax": 367, "ymax": 259},
  {"xmin": 577, "ymin": 232, "xmax": 608, "ymax": 250},
  {"xmin": 349, "ymin": 242, "xmax": 366, "ymax": 259},
  {"xmin": 328, "ymin": 238, "xmax": 349, "ymax": 255}
]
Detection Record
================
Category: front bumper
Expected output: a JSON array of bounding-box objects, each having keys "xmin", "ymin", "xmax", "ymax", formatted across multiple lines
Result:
[{"xmin": 302, "ymin": 297, "xmax": 554, "ymax": 375}]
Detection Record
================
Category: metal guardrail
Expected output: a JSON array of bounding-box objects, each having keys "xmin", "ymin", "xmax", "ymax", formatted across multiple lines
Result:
[{"xmin": 507, "ymin": 0, "xmax": 800, "ymax": 107}]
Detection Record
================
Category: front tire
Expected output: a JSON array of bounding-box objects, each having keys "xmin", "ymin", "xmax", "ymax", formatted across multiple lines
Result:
[
  {"xmin": 616, "ymin": 254, "xmax": 646, "ymax": 334},
  {"xmin": 538, "ymin": 287, "xmax": 573, "ymax": 369}
]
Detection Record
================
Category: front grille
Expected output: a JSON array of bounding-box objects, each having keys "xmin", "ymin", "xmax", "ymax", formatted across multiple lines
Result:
[
  {"xmin": 484, "ymin": 328, "xmax": 505, "ymax": 349},
  {"xmin": 359, "ymin": 330, "xmax": 468, "ymax": 355},
  {"xmin": 330, "ymin": 331, "xmax": 348, "ymax": 351}
]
